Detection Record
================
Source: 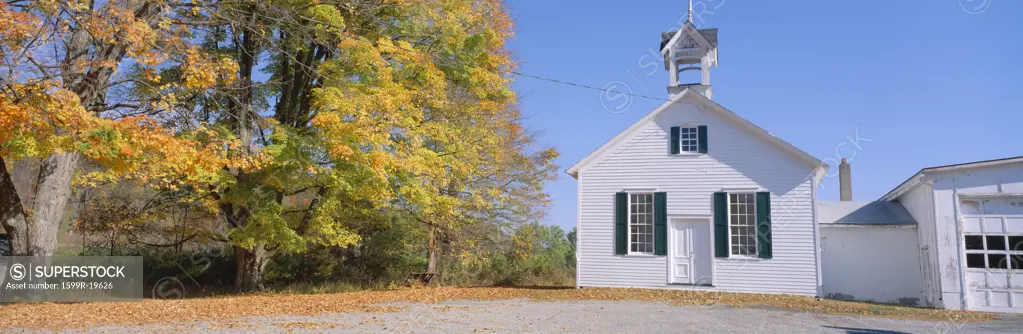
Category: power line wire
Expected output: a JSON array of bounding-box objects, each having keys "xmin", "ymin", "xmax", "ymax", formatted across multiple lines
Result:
[{"xmin": 511, "ymin": 71, "xmax": 671, "ymax": 103}]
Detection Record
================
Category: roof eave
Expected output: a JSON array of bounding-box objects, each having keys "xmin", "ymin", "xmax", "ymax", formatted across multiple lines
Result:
[
  {"xmin": 691, "ymin": 91, "xmax": 824, "ymax": 169},
  {"xmin": 879, "ymin": 172, "xmax": 925, "ymax": 202},
  {"xmin": 822, "ymin": 223, "xmax": 917, "ymax": 229},
  {"xmin": 564, "ymin": 91, "xmax": 691, "ymax": 178}
]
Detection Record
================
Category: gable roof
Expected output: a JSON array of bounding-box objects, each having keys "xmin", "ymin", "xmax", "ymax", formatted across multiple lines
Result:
[
  {"xmin": 880, "ymin": 156, "xmax": 1023, "ymax": 201},
  {"xmin": 565, "ymin": 88, "xmax": 826, "ymax": 179},
  {"xmin": 660, "ymin": 22, "xmax": 717, "ymax": 54},
  {"xmin": 819, "ymin": 201, "xmax": 916, "ymax": 226},
  {"xmin": 660, "ymin": 28, "xmax": 718, "ymax": 50}
]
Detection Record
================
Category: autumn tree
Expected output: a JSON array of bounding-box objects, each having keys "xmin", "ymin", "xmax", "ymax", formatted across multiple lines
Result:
[
  {"xmin": 171, "ymin": 0, "xmax": 557, "ymax": 290},
  {"xmin": 0, "ymin": 1, "xmax": 237, "ymax": 256},
  {"xmin": 1, "ymin": 0, "xmax": 557, "ymax": 292}
]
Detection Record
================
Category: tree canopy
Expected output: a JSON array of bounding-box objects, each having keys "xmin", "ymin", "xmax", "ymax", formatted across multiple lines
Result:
[{"xmin": 0, "ymin": 0, "xmax": 558, "ymax": 291}]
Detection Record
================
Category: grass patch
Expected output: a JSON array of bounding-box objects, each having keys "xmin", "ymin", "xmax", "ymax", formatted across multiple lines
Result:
[{"xmin": 0, "ymin": 286, "xmax": 996, "ymax": 330}]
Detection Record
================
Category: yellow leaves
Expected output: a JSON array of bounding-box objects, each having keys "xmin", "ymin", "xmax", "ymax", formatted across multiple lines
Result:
[
  {"xmin": 331, "ymin": 145, "xmax": 354, "ymax": 158},
  {"xmin": 368, "ymin": 151, "xmax": 388, "ymax": 180},
  {"xmin": 303, "ymin": 3, "xmax": 345, "ymax": 40},
  {"xmin": 182, "ymin": 47, "xmax": 239, "ymax": 90}
]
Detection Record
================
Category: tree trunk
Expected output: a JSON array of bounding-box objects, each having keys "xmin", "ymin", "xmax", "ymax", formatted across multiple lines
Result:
[
  {"xmin": 0, "ymin": 157, "xmax": 28, "ymax": 255},
  {"xmin": 23, "ymin": 152, "xmax": 80, "ymax": 256},
  {"xmin": 427, "ymin": 227, "xmax": 437, "ymax": 273},
  {"xmin": 234, "ymin": 243, "xmax": 271, "ymax": 292}
]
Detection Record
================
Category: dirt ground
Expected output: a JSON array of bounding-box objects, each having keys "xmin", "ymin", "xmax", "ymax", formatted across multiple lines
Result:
[
  {"xmin": 27, "ymin": 299, "xmax": 1023, "ymax": 333},
  {"xmin": 0, "ymin": 287, "xmax": 1016, "ymax": 333}
]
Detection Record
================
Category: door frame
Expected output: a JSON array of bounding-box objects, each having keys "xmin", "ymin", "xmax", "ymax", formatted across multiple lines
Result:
[{"xmin": 668, "ymin": 216, "xmax": 714, "ymax": 285}]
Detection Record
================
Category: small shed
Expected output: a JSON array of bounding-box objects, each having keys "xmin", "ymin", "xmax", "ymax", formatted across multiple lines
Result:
[{"xmin": 819, "ymin": 201, "xmax": 925, "ymax": 306}]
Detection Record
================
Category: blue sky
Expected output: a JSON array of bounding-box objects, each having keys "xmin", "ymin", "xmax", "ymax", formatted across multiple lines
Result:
[{"xmin": 505, "ymin": 0, "xmax": 1023, "ymax": 230}]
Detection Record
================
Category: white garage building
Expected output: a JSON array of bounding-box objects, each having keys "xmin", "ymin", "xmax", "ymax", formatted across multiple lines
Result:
[
  {"xmin": 819, "ymin": 200, "xmax": 925, "ymax": 306},
  {"xmin": 880, "ymin": 157, "xmax": 1023, "ymax": 312}
]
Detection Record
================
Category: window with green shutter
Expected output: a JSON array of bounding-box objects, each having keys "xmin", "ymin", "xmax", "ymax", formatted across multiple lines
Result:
[
  {"xmin": 670, "ymin": 126, "xmax": 706, "ymax": 154},
  {"xmin": 697, "ymin": 125, "xmax": 708, "ymax": 153},
  {"xmin": 654, "ymin": 192, "xmax": 667, "ymax": 256},
  {"xmin": 670, "ymin": 126, "xmax": 680, "ymax": 154},
  {"xmin": 615, "ymin": 192, "xmax": 627, "ymax": 255},
  {"xmin": 616, "ymin": 192, "xmax": 668, "ymax": 256},
  {"xmin": 756, "ymin": 192, "xmax": 773, "ymax": 259},
  {"xmin": 713, "ymin": 192, "xmax": 728, "ymax": 258},
  {"xmin": 715, "ymin": 191, "xmax": 772, "ymax": 259}
]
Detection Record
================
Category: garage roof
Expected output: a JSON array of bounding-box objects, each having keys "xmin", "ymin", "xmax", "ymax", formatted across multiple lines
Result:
[
  {"xmin": 819, "ymin": 201, "xmax": 916, "ymax": 226},
  {"xmin": 880, "ymin": 155, "xmax": 1023, "ymax": 201}
]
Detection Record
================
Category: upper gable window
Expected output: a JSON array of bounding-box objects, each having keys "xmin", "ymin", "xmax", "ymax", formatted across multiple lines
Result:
[
  {"xmin": 680, "ymin": 127, "xmax": 699, "ymax": 153},
  {"xmin": 670, "ymin": 125, "xmax": 706, "ymax": 155}
]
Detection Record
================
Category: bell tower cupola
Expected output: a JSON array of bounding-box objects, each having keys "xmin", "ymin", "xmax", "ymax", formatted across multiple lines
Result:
[{"xmin": 660, "ymin": 0, "xmax": 718, "ymax": 99}]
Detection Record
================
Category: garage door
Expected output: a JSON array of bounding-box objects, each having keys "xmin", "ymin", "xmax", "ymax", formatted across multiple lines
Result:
[{"xmin": 961, "ymin": 197, "xmax": 1023, "ymax": 312}]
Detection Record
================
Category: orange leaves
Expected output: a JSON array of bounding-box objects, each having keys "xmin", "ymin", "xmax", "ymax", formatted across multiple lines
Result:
[
  {"xmin": 0, "ymin": 82, "xmax": 234, "ymax": 192},
  {"xmin": 0, "ymin": 2, "xmax": 42, "ymax": 51},
  {"xmin": 0, "ymin": 83, "xmax": 91, "ymax": 158}
]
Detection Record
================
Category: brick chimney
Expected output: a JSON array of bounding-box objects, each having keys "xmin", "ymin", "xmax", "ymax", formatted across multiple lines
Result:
[{"xmin": 839, "ymin": 158, "xmax": 852, "ymax": 201}]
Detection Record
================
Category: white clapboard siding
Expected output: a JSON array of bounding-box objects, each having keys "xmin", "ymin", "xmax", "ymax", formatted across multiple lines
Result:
[{"xmin": 576, "ymin": 100, "xmax": 820, "ymax": 296}]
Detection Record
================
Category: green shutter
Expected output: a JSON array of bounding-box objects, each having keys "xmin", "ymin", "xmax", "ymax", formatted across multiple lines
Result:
[
  {"xmin": 670, "ymin": 126, "xmax": 680, "ymax": 154},
  {"xmin": 654, "ymin": 192, "xmax": 667, "ymax": 256},
  {"xmin": 697, "ymin": 125, "xmax": 708, "ymax": 153},
  {"xmin": 615, "ymin": 192, "xmax": 627, "ymax": 255},
  {"xmin": 713, "ymin": 192, "xmax": 728, "ymax": 258},
  {"xmin": 756, "ymin": 192, "xmax": 773, "ymax": 259}
]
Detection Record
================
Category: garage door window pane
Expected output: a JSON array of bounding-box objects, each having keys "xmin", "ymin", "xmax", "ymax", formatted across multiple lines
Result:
[
  {"xmin": 1009, "ymin": 236, "xmax": 1023, "ymax": 252},
  {"xmin": 989, "ymin": 254, "xmax": 1009, "ymax": 269},
  {"xmin": 965, "ymin": 235, "xmax": 984, "ymax": 250},
  {"xmin": 967, "ymin": 253, "xmax": 986, "ymax": 268},
  {"xmin": 964, "ymin": 234, "xmax": 1023, "ymax": 270},
  {"xmin": 986, "ymin": 236, "xmax": 1007, "ymax": 250}
]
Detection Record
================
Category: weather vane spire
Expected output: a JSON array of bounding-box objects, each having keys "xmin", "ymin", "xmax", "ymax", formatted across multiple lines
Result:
[{"xmin": 687, "ymin": 0, "xmax": 693, "ymax": 23}]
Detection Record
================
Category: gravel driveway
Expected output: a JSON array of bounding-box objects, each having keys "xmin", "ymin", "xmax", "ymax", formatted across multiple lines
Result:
[{"xmin": 48, "ymin": 299, "xmax": 1023, "ymax": 333}]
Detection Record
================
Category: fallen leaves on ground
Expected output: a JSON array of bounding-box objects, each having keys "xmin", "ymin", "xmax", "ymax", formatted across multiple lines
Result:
[{"xmin": 0, "ymin": 286, "xmax": 996, "ymax": 330}]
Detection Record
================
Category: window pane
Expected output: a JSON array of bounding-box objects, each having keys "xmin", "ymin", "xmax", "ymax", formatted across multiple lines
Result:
[
  {"xmin": 987, "ymin": 236, "xmax": 1007, "ymax": 250},
  {"xmin": 628, "ymin": 193, "xmax": 654, "ymax": 253},
  {"xmin": 1009, "ymin": 236, "xmax": 1023, "ymax": 252},
  {"xmin": 989, "ymin": 254, "xmax": 1009, "ymax": 269},
  {"xmin": 727, "ymin": 193, "xmax": 757, "ymax": 256},
  {"xmin": 965, "ymin": 235, "xmax": 984, "ymax": 250},
  {"xmin": 1011, "ymin": 254, "xmax": 1023, "ymax": 270},
  {"xmin": 966, "ymin": 253, "xmax": 986, "ymax": 268}
]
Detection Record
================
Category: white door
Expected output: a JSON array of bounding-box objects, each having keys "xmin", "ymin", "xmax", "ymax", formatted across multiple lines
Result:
[
  {"xmin": 670, "ymin": 219, "xmax": 712, "ymax": 285},
  {"xmin": 670, "ymin": 221, "xmax": 694, "ymax": 284},
  {"xmin": 960, "ymin": 197, "xmax": 1023, "ymax": 313}
]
